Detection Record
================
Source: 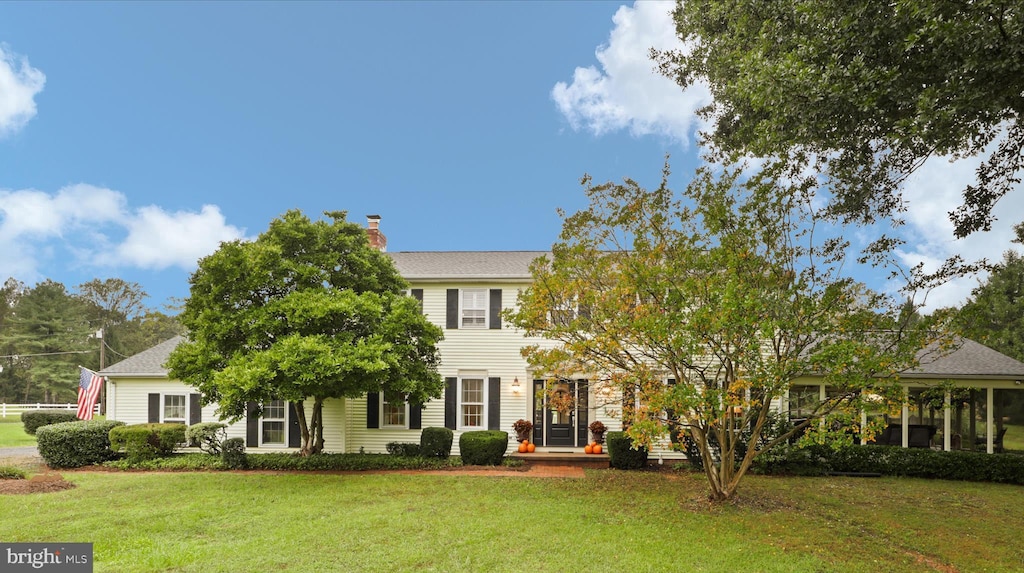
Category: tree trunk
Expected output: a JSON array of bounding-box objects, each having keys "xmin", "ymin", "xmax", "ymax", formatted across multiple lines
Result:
[{"xmin": 295, "ymin": 401, "xmax": 312, "ymax": 456}]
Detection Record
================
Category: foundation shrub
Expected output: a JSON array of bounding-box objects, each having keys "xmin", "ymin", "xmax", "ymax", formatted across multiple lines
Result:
[
  {"xmin": 36, "ymin": 420, "xmax": 125, "ymax": 468},
  {"xmin": 459, "ymin": 431, "xmax": 509, "ymax": 466},
  {"xmin": 607, "ymin": 431, "xmax": 649, "ymax": 470},
  {"xmin": 420, "ymin": 427, "xmax": 453, "ymax": 458}
]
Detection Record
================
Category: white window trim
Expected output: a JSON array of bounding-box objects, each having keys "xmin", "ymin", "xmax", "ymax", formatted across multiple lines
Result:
[
  {"xmin": 460, "ymin": 289, "xmax": 488, "ymax": 329},
  {"xmin": 259, "ymin": 399, "xmax": 289, "ymax": 448},
  {"xmin": 380, "ymin": 393, "xmax": 410, "ymax": 429},
  {"xmin": 161, "ymin": 393, "xmax": 188, "ymax": 424},
  {"xmin": 458, "ymin": 375, "xmax": 487, "ymax": 430}
]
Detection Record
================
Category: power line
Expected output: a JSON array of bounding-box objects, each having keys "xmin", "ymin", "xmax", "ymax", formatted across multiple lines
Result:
[{"xmin": 103, "ymin": 340, "xmax": 130, "ymax": 359}]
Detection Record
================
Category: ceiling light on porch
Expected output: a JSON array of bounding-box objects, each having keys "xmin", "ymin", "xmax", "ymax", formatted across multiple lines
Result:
[{"xmin": 512, "ymin": 377, "xmax": 521, "ymax": 393}]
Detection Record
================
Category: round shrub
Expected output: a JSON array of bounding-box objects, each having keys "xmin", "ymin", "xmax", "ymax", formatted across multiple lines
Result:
[
  {"xmin": 36, "ymin": 420, "xmax": 125, "ymax": 469},
  {"xmin": 109, "ymin": 423, "xmax": 187, "ymax": 463},
  {"xmin": 185, "ymin": 422, "xmax": 227, "ymax": 454},
  {"xmin": 420, "ymin": 426, "xmax": 454, "ymax": 458},
  {"xmin": 459, "ymin": 430, "xmax": 509, "ymax": 466},
  {"xmin": 21, "ymin": 410, "xmax": 79, "ymax": 435},
  {"xmin": 222, "ymin": 437, "xmax": 247, "ymax": 469},
  {"xmin": 607, "ymin": 431, "xmax": 649, "ymax": 470}
]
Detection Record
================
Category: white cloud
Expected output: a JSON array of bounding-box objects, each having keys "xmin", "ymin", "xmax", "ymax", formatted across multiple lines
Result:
[
  {"xmin": 112, "ymin": 204, "xmax": 245, "ymax": 270},
  {"xmin": 552, "ymin": 1, "xmax": 710, "ymax": 146},
  {"xmin": 894, "ymin": 139, "xmax": 1024, "ymax": 310},
  {"xmin": 0, "ymin": 185, "xmax": 247, "ymax": 280},
  {"xmin": 0, "ymin": 45, "xmax": 46, "ymax": 137}
]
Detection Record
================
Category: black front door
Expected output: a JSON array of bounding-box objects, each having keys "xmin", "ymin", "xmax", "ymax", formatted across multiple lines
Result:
[
  {"xmin": 533, "ymin": 379, "xmax": 589, "ymax": 447},
  {"xmin": 547, "ymin": 381, "xmax": 575, "ymax": 446}
]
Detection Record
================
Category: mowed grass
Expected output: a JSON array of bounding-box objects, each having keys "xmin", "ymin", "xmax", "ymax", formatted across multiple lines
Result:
[
  {"xmin": 1, "ymin": 469, "xmax": 1022, "ymax": 572},
  {"xmin": 0, "ymin": 418, "xmax": 36, "ymax": 447}
]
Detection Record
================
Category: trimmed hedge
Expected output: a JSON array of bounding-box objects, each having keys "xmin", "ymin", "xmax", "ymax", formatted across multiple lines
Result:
[
  {"xmin": 109, "ymin": 423, "xmax": 187, "ymax": 462},
  {"xmin": 222, "ymin": 438, "xmax": 247, "ymax": 469},
  {"xmin": 36, "ymin": 420, "xmax": 125, "ymax": 468},
  {"xmin": 104, "ymin": 452, "xmax": 460, "ymax": 471},
  {"xmin": 386, "ymin": 442, "xmax": 423, "ymax": 457},
  {"xmin": 420, "ymin": 427, "xmax": 454, "ymax": 458},
  {"xmin": 755, "ymin": 443, "xmax": 1024, "ymax": 484},
  {"xmin": 21, "ymin": 410, "xmax": 79, "ymax": 435},
  {"xmin": 607, "ymin": 431, "xmax": 649, "ymax": 470},
  {"xmin": 459, "ymin": 431, "xmax": 509, "ymax": 466}
]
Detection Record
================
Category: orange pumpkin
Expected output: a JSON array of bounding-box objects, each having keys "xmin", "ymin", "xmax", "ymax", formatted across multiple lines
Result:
[
  {"xmin": 518, "ymin": 441, "xmax": 528, "ymax": 453},
  {"xmin": 584, "ymin": 444, "xmax": 593, "ymax": 454},
  {"xmin": 593, "ymin": 444, "xmax": 603, "ymax": 454},
  {"xmin": 527, "ymin": 443, "xmax": 536, "ymax": 453}
]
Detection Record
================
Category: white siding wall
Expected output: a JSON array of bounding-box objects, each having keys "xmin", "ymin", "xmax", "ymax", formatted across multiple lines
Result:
[{"xmin": 106, "ymin": 377, "xmax": 350, "ymax": 452}]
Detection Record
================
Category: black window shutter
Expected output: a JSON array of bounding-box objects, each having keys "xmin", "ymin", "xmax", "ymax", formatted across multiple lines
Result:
[
  {"xmin": 411, "ymin": 289, "xmax": 424, "ymax": 313},
  {"xmin": 366, "ymin": 392, "xmax": 380, "ymax": 429},
  {"xmin": 288, "ymin": 402, "xmax": 301, "ymax": 448},
  {"xmin": 444, "ymin": 377, "xmax": 457, "ymax": 430},
  {"xmin": 410, "ymin": 403, "xmax": 422, "ymax": 430},
  {"xmin": 189, "ymin": 393, "xmax": 201, "ymax": 425},
  {"xmin": 487, "ymin": 377, "xmax": 501, "ymax": 430},
  {"xmin": 446, "ymin": 289, "xmax": 459, "ymax": 329},
  {"xmin": 576, "ymin": 380, "xmax": 589, "ymax": 446},
  {"xmin": 246, "ymin": 402, "xmax": 259, "ymax": 447},
  {"xmin": 148, "ymin": 393, "xmax": 160, "ymax": 423},
  {"xmin": 489, "ymin": 289, "xmax": 502, "ymax": 329}
]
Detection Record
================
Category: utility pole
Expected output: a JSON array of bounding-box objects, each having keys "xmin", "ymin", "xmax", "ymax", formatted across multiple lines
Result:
[{"xmin": 97, "ymin": 329, "xmax": 106, "ymax": 416}]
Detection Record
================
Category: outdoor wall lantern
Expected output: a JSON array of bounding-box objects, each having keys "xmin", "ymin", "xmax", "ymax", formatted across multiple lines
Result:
[{"xmin": 512, "ymin": 377, "xmax": 521, "ymax": 394}]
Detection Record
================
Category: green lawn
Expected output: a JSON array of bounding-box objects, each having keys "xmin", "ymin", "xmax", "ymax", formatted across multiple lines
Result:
[
  {"xmin": 0, "ymin": 419, "xmax": 36, "ymax": 447},
  {"xmin": 0, "ymin": 469, "xmax": 1021, "ymax": 572}
]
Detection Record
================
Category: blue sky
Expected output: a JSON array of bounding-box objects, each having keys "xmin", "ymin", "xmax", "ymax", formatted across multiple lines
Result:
[{"xmin": 0, "ymin": 1, "xmax": 1020, "ymax": 311}]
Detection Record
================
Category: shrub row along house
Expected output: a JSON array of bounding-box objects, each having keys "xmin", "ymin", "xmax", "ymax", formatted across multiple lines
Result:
[{"xmin": 100, "ymin": 217, "xmax": 1024, "ymax": 457}]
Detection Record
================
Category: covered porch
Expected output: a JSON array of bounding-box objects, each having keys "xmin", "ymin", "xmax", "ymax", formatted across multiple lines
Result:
[{"xmin": 787, "ymin": 337, "xmax": 1024, "ymax": 454}]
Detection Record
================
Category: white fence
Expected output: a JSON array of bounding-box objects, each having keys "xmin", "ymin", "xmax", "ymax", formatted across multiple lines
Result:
[{"xmin": 0, "ymin": 403, "xmax": 100, "ymax": 419}]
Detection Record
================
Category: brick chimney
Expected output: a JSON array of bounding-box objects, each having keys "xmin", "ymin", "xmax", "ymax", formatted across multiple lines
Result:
[{"xmin": 366, "ymin": 214, "xmax": 387, "ymax": 251}]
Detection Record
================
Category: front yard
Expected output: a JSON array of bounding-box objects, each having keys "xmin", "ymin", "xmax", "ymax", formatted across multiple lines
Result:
[{"xmin": 0, "ymin": 467, "xmax": 1021, "ymax": 572}]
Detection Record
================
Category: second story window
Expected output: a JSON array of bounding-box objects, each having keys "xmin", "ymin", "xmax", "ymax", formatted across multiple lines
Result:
[{"xmin": 461, "ymin": 289, "xmax": 487, "ymax": 328}]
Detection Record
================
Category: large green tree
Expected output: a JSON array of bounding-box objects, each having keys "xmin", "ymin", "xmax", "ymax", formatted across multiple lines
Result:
[
  {"xmin": 509, "ymin": 163, "xmax": 935, "ymax": 501},
  {"xmin": 167, "ymin": 210, "xmax": 444, "ymax": 455},
  {"xmin": 2, "ymin": 280, "xmax": 94, "ymax": 402},
  {"xmin": 955, "ymin": 222, "xmax": 1024, "ymax": 361},
  {"xmin": 657, "ymin": 0, "xmax": 1024, "ymax": 238}
]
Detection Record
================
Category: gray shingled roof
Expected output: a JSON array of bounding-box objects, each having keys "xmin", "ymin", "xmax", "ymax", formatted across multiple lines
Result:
[
  {"xmin": 908, "ymin": 337, "xmax": 1024, "ymax": 379},
  {"xmin": 388, "ymin": 251, "xmax": 547, "ymax": 280},
  {"xmin": 99, "ymin": 335, "xmax": 183, "ymax": 377}
]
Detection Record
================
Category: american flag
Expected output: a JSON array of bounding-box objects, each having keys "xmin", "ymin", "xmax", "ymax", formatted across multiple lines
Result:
[{"xmin": 77, "ymin": 367, "xmax": 104, "ymax": 420}]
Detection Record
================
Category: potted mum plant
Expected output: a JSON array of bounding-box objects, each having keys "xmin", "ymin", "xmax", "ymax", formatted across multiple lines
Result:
[
  {"xmin": 589, "ymin": 420, "xmax": 607, "ymax": 444},
  {"xmin": 512, "ymin": 419, "xmax": 533, "ymax": 443}
]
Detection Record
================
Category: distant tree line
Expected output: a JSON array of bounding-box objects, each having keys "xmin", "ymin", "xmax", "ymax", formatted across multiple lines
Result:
[{"xmin": 0, "ymin": 277, "xmax": 183, "ymax": 403}]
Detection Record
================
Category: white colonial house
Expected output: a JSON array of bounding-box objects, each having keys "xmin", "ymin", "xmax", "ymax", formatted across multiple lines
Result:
[{"xmin": 101, "ymin": 217, "xmax": 1024, "ymax": 456}]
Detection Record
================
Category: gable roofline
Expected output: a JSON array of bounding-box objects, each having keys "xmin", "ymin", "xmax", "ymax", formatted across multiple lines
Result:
[{"xmin": 99, "ymin": 335, "xmax": 183, "ymax": 377}]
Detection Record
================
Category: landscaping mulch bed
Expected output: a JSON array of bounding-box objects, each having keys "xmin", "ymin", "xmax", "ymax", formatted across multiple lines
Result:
[{"xmin": 0, "ymin": 472, "xmax": 75, "ymax": 495}]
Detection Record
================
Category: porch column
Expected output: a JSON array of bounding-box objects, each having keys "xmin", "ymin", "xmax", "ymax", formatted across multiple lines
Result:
[
  {"xmin": 860, "ymin": 408, "xmax": 867, "ymax": 446},
  {"xmin": 901, "ymin": 387, "xmax": 909, "ymax": 448},
  {"xmin": 987, "ymin": 387, "xmax": 994, "ymax": 454},
  {"xmin": 819, "ymin": 385, "xmax": 827, "ymax": 431},
  {"xmin": 943, "ymin": 391, "xmax": 951, "ymax": 451}
]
